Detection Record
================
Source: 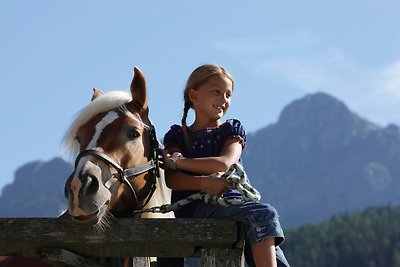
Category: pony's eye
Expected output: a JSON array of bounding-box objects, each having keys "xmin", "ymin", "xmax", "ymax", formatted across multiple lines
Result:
[{"xmin": 127, "ymin": 128, "xmax": 140, "ymax": 140}]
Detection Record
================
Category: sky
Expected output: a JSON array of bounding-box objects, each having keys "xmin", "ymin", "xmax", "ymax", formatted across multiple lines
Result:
[{"xmin": 0, "ymin": 0, "xmax": 399, "ymax": 193}]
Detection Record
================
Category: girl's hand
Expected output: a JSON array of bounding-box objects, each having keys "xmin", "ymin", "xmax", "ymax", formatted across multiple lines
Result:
[
  {"xmin": 161, "ymin": 150, "xmax": 184, "ymax": 170},
  {"xmin": 200, "ymin": 172, "xmax": 233, "ymax": 196}
]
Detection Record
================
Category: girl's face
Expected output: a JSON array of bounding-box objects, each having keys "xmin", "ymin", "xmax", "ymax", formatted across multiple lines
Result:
[{"xmin": 189, "ymin": 74, "xmax": 233, "ymax": 125}]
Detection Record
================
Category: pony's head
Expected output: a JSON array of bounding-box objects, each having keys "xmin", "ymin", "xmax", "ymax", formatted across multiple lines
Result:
[{"xmin": 62, "ymin": 67, "xmax": 161, "ymax": 227}]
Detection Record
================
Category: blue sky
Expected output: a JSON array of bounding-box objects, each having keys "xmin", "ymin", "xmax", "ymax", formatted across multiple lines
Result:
[{"xmin": 1, "ymin": 0, "xmax": 399, "ymax": 193}]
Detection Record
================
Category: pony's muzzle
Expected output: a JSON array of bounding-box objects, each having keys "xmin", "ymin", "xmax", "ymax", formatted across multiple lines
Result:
[{"xmin": 65, "ymin": 160, "xmax": 112, "ymax": 218}]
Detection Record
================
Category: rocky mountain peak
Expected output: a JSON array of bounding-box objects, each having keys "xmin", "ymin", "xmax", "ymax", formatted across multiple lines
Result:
[{"xmin": 278, "ymin": 92, "xmax": 377, "ymax": 133}]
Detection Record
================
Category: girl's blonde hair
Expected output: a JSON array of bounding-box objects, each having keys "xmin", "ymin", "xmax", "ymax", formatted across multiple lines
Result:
[{"xmin": 181, "ymin": 64, "xmax": 234, "ymax": 149}]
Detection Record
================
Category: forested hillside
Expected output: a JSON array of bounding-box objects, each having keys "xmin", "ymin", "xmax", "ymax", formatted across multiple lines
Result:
[{"xmin": 281, "ymin": 206, "xmax": 400, "ymax": 267}]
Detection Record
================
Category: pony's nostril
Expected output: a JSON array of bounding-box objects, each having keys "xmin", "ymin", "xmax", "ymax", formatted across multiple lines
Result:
[{"xmin": 81, "ymin": 174, "xmax": 99, "ymax": 195}]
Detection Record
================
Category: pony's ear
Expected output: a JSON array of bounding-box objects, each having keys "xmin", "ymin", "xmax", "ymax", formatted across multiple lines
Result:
[
  {"xmin": 129, "ymin": 67, "xmax": 148, "ymax": 113},
  {"xmin": 91, "ymin": 88, "xmax": 103, "ymax": 101}
]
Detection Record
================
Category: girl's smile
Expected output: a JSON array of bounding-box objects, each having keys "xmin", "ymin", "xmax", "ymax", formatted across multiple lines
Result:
[{"xmin": 213, "ymin": 104, "xmax": 225, "ymax": 113}]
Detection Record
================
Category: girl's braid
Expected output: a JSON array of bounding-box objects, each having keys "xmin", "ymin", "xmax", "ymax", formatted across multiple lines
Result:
[
  {"xmin": 181, "ymin": 100, "xmax": 192, "ymax": 149},
  {"xmin": 181, "ymin": 101, "xmax": 190, "ymax": 127}
]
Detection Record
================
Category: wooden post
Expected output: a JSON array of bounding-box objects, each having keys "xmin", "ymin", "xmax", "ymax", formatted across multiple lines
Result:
[
  {"xmin": 200, "ymin": 221, "xmax": 245, "ymax": 267},
  {"xmin": 200, "ymin": 248, "xmax": 244, "ymax": 267}
]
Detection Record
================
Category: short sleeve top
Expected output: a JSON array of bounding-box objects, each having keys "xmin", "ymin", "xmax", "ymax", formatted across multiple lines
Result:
[{"xmin": 163, "ymin": 119, "xmax": 247, "ymax": 217}]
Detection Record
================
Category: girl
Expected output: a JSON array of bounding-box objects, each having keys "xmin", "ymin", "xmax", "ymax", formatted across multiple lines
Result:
[{"xmin": 163, "ymin": 64, "xmax": 290, "ymax": 267}]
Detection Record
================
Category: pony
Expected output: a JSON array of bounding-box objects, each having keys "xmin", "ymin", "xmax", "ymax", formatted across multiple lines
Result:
[
  {"xmin": 61, "ymin": 67, "xmax": 174, "ymax": 266},
  {"xmin": 62, "ymin": 67, "xmax": 173, "ymax": 229}
]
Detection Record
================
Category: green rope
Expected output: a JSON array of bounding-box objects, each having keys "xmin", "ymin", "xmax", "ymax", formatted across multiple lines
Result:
[{"xmin": 138, "ymin": 163, "xmax": 261, "ymax": 214}]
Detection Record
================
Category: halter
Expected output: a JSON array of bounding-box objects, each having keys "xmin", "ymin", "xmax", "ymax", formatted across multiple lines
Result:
[{"xmin": 74, "ymin": 125, "xmax": 161, "ymax": 213}]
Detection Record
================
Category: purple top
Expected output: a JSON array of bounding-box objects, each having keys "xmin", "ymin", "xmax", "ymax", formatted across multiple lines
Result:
[{"xmin": 163, "ymin": 119, "xmax": 247, "ymax": 217}]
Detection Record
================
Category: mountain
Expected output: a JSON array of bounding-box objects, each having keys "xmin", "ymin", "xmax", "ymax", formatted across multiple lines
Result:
[
  {"xmin": 1, "ymin": 92, "xmax": 399, "ymax": 228},
  {"xmin": 0, "ymin": 158, "xmax": 72, "ymax": 217},
  {"xmin": 242, "ymin": 92, "xmax": 400, "ymax": 227}
]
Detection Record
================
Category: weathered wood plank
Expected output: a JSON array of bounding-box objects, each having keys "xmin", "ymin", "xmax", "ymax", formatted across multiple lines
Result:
[
  {"xmin": 38, "ymin": 248, "xmax": 104, "ymax": 267},
  {"xmin": 0, "ymin": 218, "xmax": 240, "ymax": 258}
]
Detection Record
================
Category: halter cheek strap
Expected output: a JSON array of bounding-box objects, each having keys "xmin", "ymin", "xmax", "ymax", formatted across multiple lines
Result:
[
  {"xmin": 74, "ymin": 149, "xmax": 139, "ymax": 207},
  {"xmin": 75, "ymin": 149, "xmax": 157, "ymax": 179}
]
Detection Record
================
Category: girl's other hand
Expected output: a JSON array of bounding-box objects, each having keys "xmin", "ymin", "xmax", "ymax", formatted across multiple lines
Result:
[{"xmin": 200, "ymin": 172, "xmax": 232, "ymax": 196}]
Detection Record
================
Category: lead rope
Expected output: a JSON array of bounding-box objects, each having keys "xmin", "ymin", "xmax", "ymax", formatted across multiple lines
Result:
[{"xmin": 135, "ymin": 163, "xmax": 261, "ymax": 214}]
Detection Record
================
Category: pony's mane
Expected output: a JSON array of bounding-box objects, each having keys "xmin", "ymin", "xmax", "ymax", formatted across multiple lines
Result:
[{"xmin": 61, "ymin": 91, "xmax": 132, "ymax": 159}]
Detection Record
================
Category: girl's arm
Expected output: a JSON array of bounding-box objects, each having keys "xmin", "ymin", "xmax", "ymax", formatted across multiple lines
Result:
[
  {"xmin": 163, "ymin": 138, "xmax": 243, "ymax": 195},
  {"xmin": 166, "ymin": 137, "xmax": 243, "ymax": 175},
  {"xmin": 164, "ymin": 170, "xmax": 232, "ymax": 196}
]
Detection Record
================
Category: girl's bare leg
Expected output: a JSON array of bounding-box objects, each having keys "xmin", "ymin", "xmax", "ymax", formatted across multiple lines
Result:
[{"xmin": 252, "ymin": 237, "xmax": 277, "ymax": 267}]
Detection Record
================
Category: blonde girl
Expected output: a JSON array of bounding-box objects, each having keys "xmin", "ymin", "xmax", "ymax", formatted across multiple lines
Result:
[{"xmin": 163, "ymin": 64, "xmax": 290, "ymax": 267}]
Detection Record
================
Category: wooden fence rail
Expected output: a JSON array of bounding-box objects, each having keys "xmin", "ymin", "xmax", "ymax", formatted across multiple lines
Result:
[{"xmin": 0, "ymin": 218, "xmax": 245, "ymax": 267}]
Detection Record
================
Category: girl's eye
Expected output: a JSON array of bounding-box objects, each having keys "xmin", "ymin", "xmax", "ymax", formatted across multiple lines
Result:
[{"xmin": 127, "ymin": 128, "xmax": 140, "ymax": 140}]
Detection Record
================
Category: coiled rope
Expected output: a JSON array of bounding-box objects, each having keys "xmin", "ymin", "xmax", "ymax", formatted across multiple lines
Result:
[{"xmin": 136, "ymin": 163, "xmax": 261, "ymax": 214}]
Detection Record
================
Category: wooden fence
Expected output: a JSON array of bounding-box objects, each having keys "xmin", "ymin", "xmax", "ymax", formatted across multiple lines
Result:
[{"xmin": 0, "ymin": 218, "xmax": 245, "ymax": 267}]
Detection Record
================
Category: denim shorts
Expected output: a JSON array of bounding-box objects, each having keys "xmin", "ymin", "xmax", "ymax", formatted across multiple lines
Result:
[{"xmin": 193, "ymin": 201, "xmax": 290, "ymax": 267}]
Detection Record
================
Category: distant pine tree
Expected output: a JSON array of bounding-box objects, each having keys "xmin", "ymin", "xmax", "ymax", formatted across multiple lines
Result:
[{"xmin": 281, "ymin": 205, "xmax": 400, "ymax": 267}]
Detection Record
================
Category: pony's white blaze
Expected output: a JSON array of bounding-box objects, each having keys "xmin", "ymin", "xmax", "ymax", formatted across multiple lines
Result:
[
  {"xmin": 69, "ymin": 110, "xmax": 119, "ymax": 215},
  {"xmin": 86, "ymin": 111, "xmax": 119, "ymax": 150},
  {"xmin": 69, "ymin": 158, "xmax": 91, "ymax": 216},
  {"xmin": 61, "ymin": 91, "xmax": 132, "ymax": 158},
  {"xmin": 70, "ymin": 175, "xmax": 83, "ymax": 213}
]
